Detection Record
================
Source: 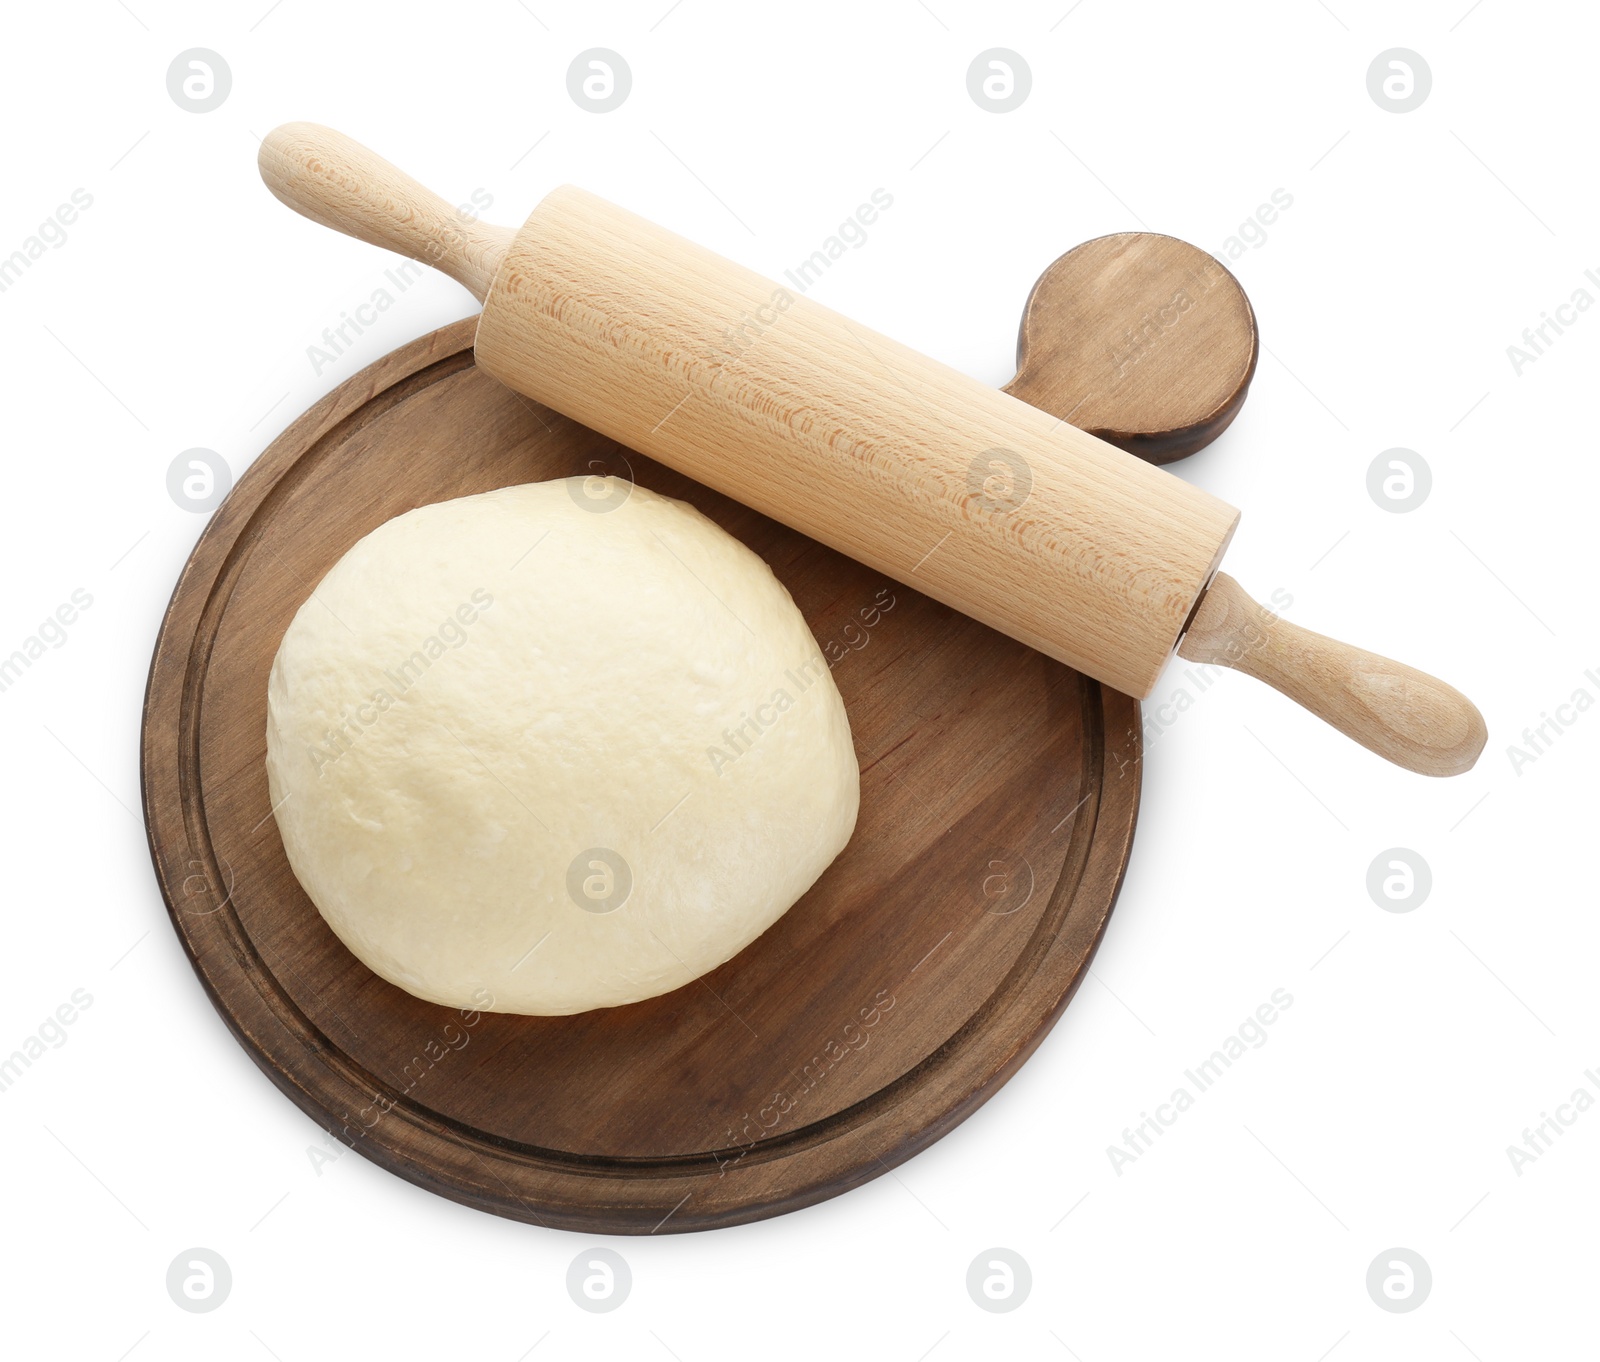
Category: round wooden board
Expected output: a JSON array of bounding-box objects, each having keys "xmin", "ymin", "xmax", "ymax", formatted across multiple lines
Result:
[{"xmin": 142, "ymin": 317, "xmax": 1147, "ymax": 1234}]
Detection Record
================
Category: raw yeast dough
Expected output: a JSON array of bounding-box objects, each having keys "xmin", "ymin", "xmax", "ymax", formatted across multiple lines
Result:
[{"xmin": 265, "ymin": 478, "xmax": 859, "ymax": 1015}]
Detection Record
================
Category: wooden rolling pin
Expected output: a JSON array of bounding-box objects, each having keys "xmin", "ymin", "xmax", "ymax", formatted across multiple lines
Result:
[{"xmin": 258, "ymin": 123, "xmax": 1486, "ymax": 777}]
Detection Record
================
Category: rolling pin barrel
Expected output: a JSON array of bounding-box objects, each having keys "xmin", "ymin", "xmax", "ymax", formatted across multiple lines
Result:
[
  {"xmin": 473, "ymin": 184, "xmax": 1239, "ymax": 698},
  {"xmin": 258, "ymin": 122, "xmax": 1487, "ymax": 776}
]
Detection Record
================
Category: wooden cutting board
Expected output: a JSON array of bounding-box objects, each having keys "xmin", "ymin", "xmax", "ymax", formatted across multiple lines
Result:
[{"xmin": 141, "ymin": 234, "xmax": 1255, "ymax": 1233}]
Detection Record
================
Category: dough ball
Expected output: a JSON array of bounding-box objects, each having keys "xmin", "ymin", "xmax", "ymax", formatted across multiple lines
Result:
[{"xmin": 265, "ymin": 479, "xmax": 859, "ymax": 1015}]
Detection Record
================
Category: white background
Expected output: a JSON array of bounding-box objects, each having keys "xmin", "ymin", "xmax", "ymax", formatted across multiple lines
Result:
[{"xmin": 1, "ymin": 1, "xmax": 1595, "ymax": 1358}]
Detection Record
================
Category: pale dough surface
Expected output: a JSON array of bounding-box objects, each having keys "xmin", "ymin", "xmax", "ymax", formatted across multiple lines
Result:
[{"xmin": 265, "ymin": 478, "xmax": 859, "ymax": 1015}]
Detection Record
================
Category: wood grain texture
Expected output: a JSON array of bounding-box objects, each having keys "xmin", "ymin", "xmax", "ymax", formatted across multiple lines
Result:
[
  {"xmin": 472, "ymin": 185, "xmax": 1241, "ymax": 699},
  {"xmin": 1177, "ymin": 572, "xmax": 1487, "ymax": 776},
  {"xmin": 141, "ymin": 318, "xmax": 1144, "ymax": 1234},
  {"xmin": 1003, "ymin": 233, "xmax": 1258, "ymax": 464}
]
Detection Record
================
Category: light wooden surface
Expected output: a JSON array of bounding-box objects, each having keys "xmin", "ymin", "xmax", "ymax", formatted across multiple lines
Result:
[
  {"xmin": 141, "ymin": 318, "xmax": 1143, "ymax": 1233},
  {"xmin": 256, "ymin": 122, "xmax": 1486, "ymax": 777},
  {"xmin": 1177, "ymin": 573, "xmax": 1487, "ymax": 776}
]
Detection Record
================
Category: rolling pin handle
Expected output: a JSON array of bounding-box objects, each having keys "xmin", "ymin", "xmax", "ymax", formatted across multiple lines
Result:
[
  {"xmin": 258, "ymin": 123, "xmax": 513, "ymax": 303},
  {"xmin": 1176, "ymin": 573, "xmax": 1487, "ymax": 777}
]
